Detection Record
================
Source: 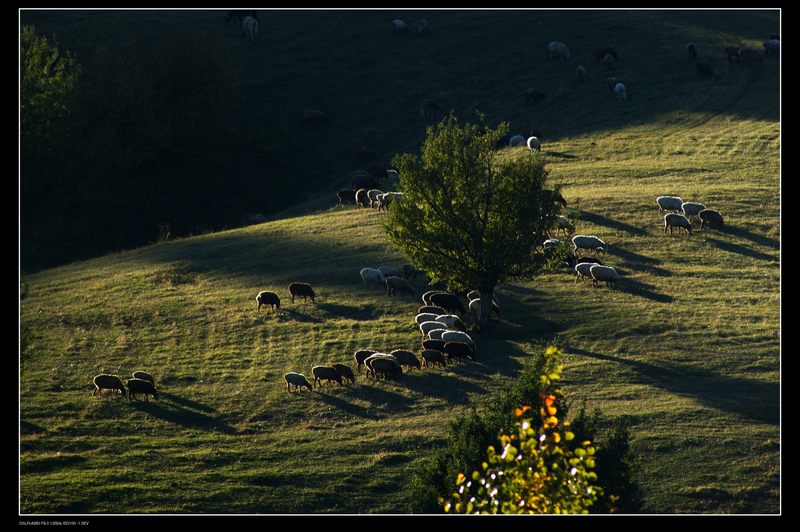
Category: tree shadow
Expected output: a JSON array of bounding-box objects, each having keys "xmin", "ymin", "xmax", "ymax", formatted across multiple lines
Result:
[
  {"xmin": 704, "ymin": 236, "xmax": 779, "ymax": 263},
  {"xmin": 131, "ymin": 398, "xmax": 236, "ymax": 434},
  {"xmin": 573, "ymin": 210, "xmax": 649, "ymax": 237},
  {"xmin": 715, "ymin": 225, "xmax": 779, "ymax": 250},
  {"xmin": 565, "ymin": 346, "xmax": 778, "ymax": 425}
]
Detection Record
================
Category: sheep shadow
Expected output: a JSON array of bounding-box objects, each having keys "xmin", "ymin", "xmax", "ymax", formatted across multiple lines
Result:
[
  {"xmin": 615, "ymin": 277, "xmax": 674, "ymax": 303},
  {"xmin": 564, "ymin": 346, "xmax": 778, "ymax": 425},
  {"xmin": 21, "ymin": 419, "xmax": 47, "ymax": 435},
  {"xmin": 131, "ymin": 398, "xmax": 236, "ymax": 434},
  {"xmin": 572, "ymin": 210, "xmax": 649, "ymax": 237},
  {"xmin": 714, "ymin": 225, "xmax": 779, "ymax": 250},
  {"xmin": 544, "ymin": 150, "xmax": 578, "ymax": 159},
  {"xmin": 387, "ymin": 367, "xmax": 491, "ymax": 404},
  {"xmin": 606, "ymin": 246, "xmax": 673, "ymax": 277},
  {"xmin": 160, "ymin": 391, "xmax": 216, "ymax": 414},
  {"xmin": 307, "ymin": 383, "xmax": 413, "ymax": 418},
  {"xmin": 277, "ymin": 308, "xmax": 323, "ymax": 323},
  {"xmin": 703, "ymin": 236, "xmax": 779, "ymax": 263},
  {"xmin": 316, "ymin": 302, "xmax": 380, "ymax": 321}
]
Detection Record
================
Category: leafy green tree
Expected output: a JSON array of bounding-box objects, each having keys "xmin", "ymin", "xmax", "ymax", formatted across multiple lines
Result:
[
  {"xmin": 441, "ymin": 346, "xmax": 610, "ymax": 514},
  {"xmin": 384, "ymin": 113, "xmax": 561, "ymax": 329}
]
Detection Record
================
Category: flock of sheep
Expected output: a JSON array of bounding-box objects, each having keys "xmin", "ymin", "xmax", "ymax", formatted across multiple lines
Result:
[{"xmin": 92, "ymin": 371, "xmax": 158, "ymax": 402}]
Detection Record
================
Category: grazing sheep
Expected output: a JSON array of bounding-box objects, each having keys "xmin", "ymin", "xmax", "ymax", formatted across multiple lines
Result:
[
  {"xmin": 589, "ymin": 264, "xmax": 620, "ymax": 288},
  {"xmin": 422, "ymin": 339, "xmax": 447, "ymax": 352},
  {"xmin": 367, "ymin": 189, "xmax": 385, "ymax": 208},
  {"xmin": 724, "ymin": 46, "xmax": 742, "ymax": 62},
  {"xmin": 543, "ymin": 238, "xmax": 562, "ymax": 250},
  {"xmin": 548, "ymin": 40, "xmax": 570, "ymax": 60},
  {"xmin": 361, "ymin": 267, "xmax": 386, "ymax": 286},
  {"xmin": 92, "ymin": 374, "xmax": 127, "ymax": 398},
  {"xmin": 572, "ymin": 235, "xmax": 608, "ymax": 256},
  {"xmin": 418, "ymin": 305, "xmax": 446, "ymax": 315},
  {"xmin": 527, "ymin": 136, "xmax": 542, "ymax": 152},
  {"xmin": 378, "ymin": 266, "xmax": 403, "ymax": 278},
  {"xmin": 468, "ymin": 297, "xmax": 502, "ymax": 319},
  {"xmin": 354, "ymin": 350, "xmax": 377, "ymax": 372},
  {"xmin": 301, "ymin": 109, "xmax": 327, "ymax": 124},
  {"xmin": 132, "ymin": 371, "xmax": 154, "ymax": 386},
  {"xmin": 386, "ymin": 276, "xmax": 415, "ymax": 296},
  {"xmin": 430, "ymin": 292, "xmax": 466, "ymax": 314},
  {"xmin": 420, "ymin": 99, "xmax": 441, "ymax": 120},
  {"xmin": 412, "ymin": 19, "xmax": 429, "ymax": 35},
  {"xmin": 257, "ymin": 290, "xmax": 281, "ymax": 313},
  {"xmin": 739, "ymin": 48, "xmax": 763, "ymax": 64},
  {"xmin": 441, "ymin": 330, "xmax": 475, "ymax": 350},
  {"xmin": 523, "ymin": 88, "xmax": 546, "ymax": 105},
  {"xmin": 242, "ymin": 15, "xmax": 258, "ymax": 40},
  {"xmin": 312, "ymin": 365, "xmax": 343, "ymax": 387},
  {"xmin": 687, "ymin": 42, "xmax": 698, "ymax": 60},
  {"xmin": 681, "ymin": 202, "xmax": 706, "ymax": 218},
  {"xmin": 421, "ymin": 349, "xmax": 447, "ymax": 368},
  {"xmin": 574, "ymin": 262, "xmax": 595, "ymax": 284},
  {"xmin": 379, "ymin": 192, "xmax": 404, "ymax": 211},
  {"xmin": 337, "ymin": 190, "xmax": 356, "ymax": 205},
  {"xmin": 284, "ymin": 372, "xmax": 313, "ymax": 393},
  {"xmin": 656, "ymin": 196, "xmax": 684, "ymax": 213},
  {"xmin": 614, "ymin": 82, "xmax": 627, "ymax": 102},
  {"xmin": 416, "ymin": 312, "xmax": 441, "ymax": 325},
  {"xmin": 509, "ymin": 135, "xmax": 527, "ymax": 147},
  {"xmin": 596, "ymin": 47, "xmax": 618, "ymax": 63},
  {"xmin": 427, "ymin": 328, "xmax": 448, "ymax": 340},
  {"xmin": 127, "ymin": 378, "xmax": 158, "ymax": 401},
  {"xmin": 420, "ymin": 320, "xmax": 447, "ymax": 336},
  {"xmin": 696, "ymin": 61, "xmax": 714, "ymax": 78},
  {"xmin": 576, "ymin": 65, "xmax": 587, "ymax": 82},
  {"xmin": 422, "ymin": 290, "xmax": 448, "ymax": 306},
  {"xmin": 443, "ymin": 341, "xmax": 474, "ymax": 363},
  {"xmin": 355, "ymin": 188, "xmax": 371, "ymax": 208},
  {"xmin": 543, "ymin": 189, "xmax": 568, "ymax": 209},
  {"xmin": 435, "ymin": 314, "xmax": 465, "ymax": 331},
  {"xmin": 331, "ymin": 363, "xmax": 356, "ymax": 384},
  {"xmin": 698, "ymin": 209, "xmax": 724, "ymax": 230},
  {"xmin": 364, "ymin": 354, "xmax": 402, "ymax": 380},
  {"xmin": 390, "ymin": 350, "xmax": 422, "ymax": 371},
  {"xmin": 466, "ymin": 290, "xmax": 501, "ymax": 308},
  {"xmin": 351, "ymin": 173, "xmax": 381, "ymax": 191},
  {"xmin": 547, "ymin": 214, "xmax": 574, "ymax": 236},
  {"xmin": 391, "ymin": 19, "xmax": 408, "ymax": 33},
  {"xmin": 288, "ymin": 282, "xmax": 315, "ymax": 303},
  {"xmin": 763, "ymin": 39, "xmax": 780, "ymax": 57}
]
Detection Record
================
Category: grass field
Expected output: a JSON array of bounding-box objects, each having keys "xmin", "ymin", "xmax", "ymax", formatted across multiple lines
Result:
[{"xmin": 20, "ymin": 9, "xmax": 780, "ymax": 514}]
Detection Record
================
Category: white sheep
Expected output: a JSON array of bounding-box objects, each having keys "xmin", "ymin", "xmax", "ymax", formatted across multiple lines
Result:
[
  {"xmin": 509, "ymin": 135, "xmax": 526, "ymax": 147},
  {"xmin": 360, "ymin": 267, "xmax": 385, "ymax": 286},
  {"xmin": 527, "ymin": 136, "xmax": 541, "ymax": 152},
  {"xmin": 574, "ymin": 262, "xmax": 595, "ymax": 283},
  {"xmin": 380, "ymin": 191, "xmax": 404, "ymax": 211},
  {"xmin": 589, "ymin": 264, "xmax": 620, "ymax": 287},
  {"xmin": 441, "ymin": 330, "xmax": 475, "ymax": 350},
  {"xmin": 242, "ymin": 15, "xmax": 258, "ymax": 40},
  {"xmin": 466, "ymin": 290, "xmax": 500, "ymax": 306},
  {"xmin": 391, "ymin": 19, "xmax": 408, "ymax": 33},
  {"xmin": 656, "ymin": 196, "xmax": 683, "ymax": 214},
  {"xmin": 543, "ymin": 238, "xmax": 562, "ymax": 249},
  {"xmin": 548, "ymin": 40, "xmax": 570, "ymax": 60},
  {"xmin": 420, "ymin": 320, "xmax": 447, "ymax": 336},
  {"xmin": 367, "ymin": 189, "xmax": 385, "ymax": 208},
  {"xmin": 572, "ymin": 235, "xmax": 608, "ymax": 256},
  {"xmin": 663, "ymin": 213, "xmax": 692, "ymax": 235},
  {"xmin": 614, "ymin": 82, "xmax": 627, "ymax": 102},
  {"xmin": 415, "ymin": 312, "xmax": 440, "ymax": 325},
  {"xmin": 378, "ymin": 266, "xmax": 403, "ymax": 278},
  {"xmin": 435, "ymin": 314, "xmax": 465, "ymax": 330},
  {"xmin": 681, "ymin": 202, "xmax": 706, "ymax": 218}
]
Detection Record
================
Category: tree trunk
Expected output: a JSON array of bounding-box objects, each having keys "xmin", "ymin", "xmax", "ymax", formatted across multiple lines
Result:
[{"xmin": 477, "ymin": 289, "xmax": 493, "ymax": 330}]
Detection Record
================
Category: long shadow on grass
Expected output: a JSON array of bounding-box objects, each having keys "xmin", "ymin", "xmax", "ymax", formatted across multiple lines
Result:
[
  {"xmin": 616, "ymin": 276, "xmax": 675, "ymax": 303},
  {"xmin": 316, "ymin": 302, "xmax": 381, "ymax": 321},
  {"xmin": 160, "ymin": 391, "xmax": 215, "ymax": 413},
  {"xmin": 307, "ymin": 384, "xmax": 414, "ymax": 419},
  {"xmin": 566, "ymin": 346, "xmax": 778, "ymax": 425},
  {"xmin": 704, "ymin": 236, "xmax": 779, "ymax": 263},
  {"xmin": 715, "ymin": 225, "xmax": 780, "ymax": 250},
  {"xmin": 277, "ymin": 308, "xmax": 323, "ymax": 324},
  {"xmin": 572, "ymin": 210, "xmax": 649, "ymax": 237},
  {"xmin": 131, "ymin": 398, "xmax": 236, "ymax": 434}
]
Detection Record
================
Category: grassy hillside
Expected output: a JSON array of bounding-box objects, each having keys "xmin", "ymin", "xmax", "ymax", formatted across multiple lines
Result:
[{"xmin": 20, "ymin": 9, "xmax": 779, "ymax": 514}]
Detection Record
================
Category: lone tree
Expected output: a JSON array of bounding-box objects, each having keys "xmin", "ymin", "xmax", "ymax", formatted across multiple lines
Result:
[{"xmin": 384, "ymin": 113, "xmax": 563, "ymax": 329}]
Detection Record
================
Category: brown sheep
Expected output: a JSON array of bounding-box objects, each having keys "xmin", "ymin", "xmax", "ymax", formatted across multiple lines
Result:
[
  {"xmin": 288, "ymin": 282, "xmax": 315, "ymax": 303},
  {"xmin": 312, "ymin": 365, "xmax": 343, "ymax": 387},
  {"xmin": 127, "ymin": 378, "xmax": 158, "ymax": 401},
  {"xmin": 390, "ymin": 350, "xmax": 422, "ymax": 371},
  {"xmin": 354, "ymin": 350, "xmax": 377, "ymax": 372},
  {"xmin": 257, "ymin": 290, "xmax": 281, "ymax": 312},
  {"xmin": 698, "ymin": 209, "xmax": 724, "ymax": 230},
  {"xmin": 421, "ymin": 290, "xmax": 448, "ymax": 306},
  {"xmin": 365, "ymin": 355, "xmax": 402, "ymax": 380},
  {"xmin": 386, "ymin": 276, "xmax": 415, "ymax": 296},
  {"xmin": 443, "ymin": 341, "xmax": 474, "ymax": 363},
  {"xmin": 422, "ymin": 338, "xmax": 446, "ymax": 352},
  {"xmin": 429, "ymin": 292, "xmax": 466, "ymax": 314},
  {"xmin": 92, "ymin": 374, "xmax": 127, "ymax": 398},
  {"xmin": 355, "ymin": 188, "xmax": 371, "ymax": 208},
  {"xmin": 331, "ymin": 363, "xmax": 356, "ymax": 384},
  {"xmin": 132, "ymin": 371, "xmax": 154, "ymax": 384},
  {"xmin": 421, "ymin": 349, "xmax": 447, "ymax": 368}
]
